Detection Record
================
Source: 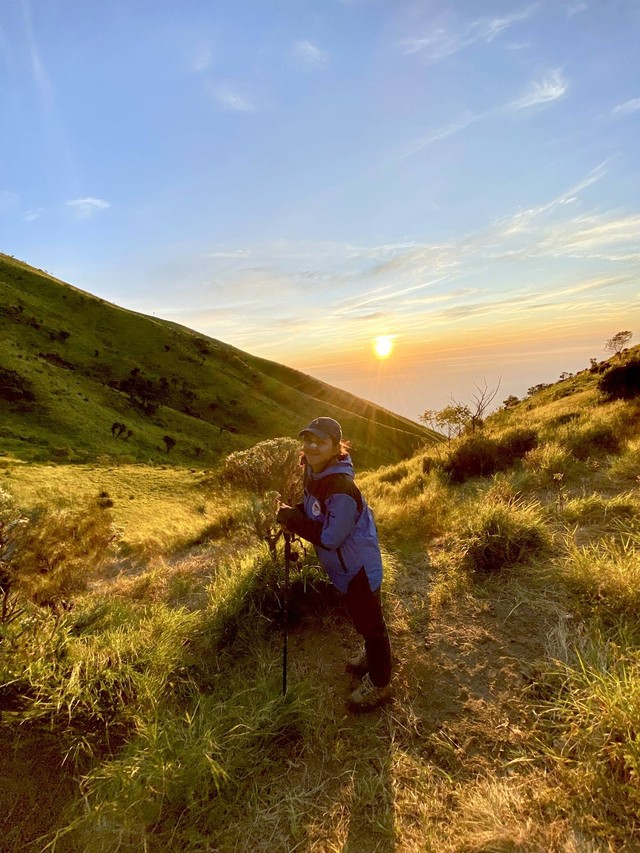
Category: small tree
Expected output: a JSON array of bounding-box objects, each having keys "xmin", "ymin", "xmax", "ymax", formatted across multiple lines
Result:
[
  {"xmin": 605, "ymin": 331, "xmax": 633, "ymax": 359},
  {"xmin": 467, "ymin": 379, "xmax": 501, "ymax": 432},
  {"xmin": 163, "ymin": 435, "xmax": 177, "ymax": 453},
  {"xmin": 222, "ymin": 437, "xmax": 303, "ymax": 558},
  {"xmin": 420, "ymin": 404, "xmax": 471, "ymax": 444}
]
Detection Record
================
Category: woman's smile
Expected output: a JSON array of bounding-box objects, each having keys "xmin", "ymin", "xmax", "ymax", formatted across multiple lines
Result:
[{"xmin": 302, "ymin": 434, "xmax": 336, "ymax": 472}]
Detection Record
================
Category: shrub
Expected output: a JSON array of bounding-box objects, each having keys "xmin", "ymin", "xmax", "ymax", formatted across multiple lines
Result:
[
  {"xmin": 498, "ymin": 427, "xmax": 539, "ymax": 460},
  {"xmin": 2, "ymin": 492, "xmax": 120, "ymax": 609},
  {"xmin": 461, "ymin": 501, "xmax": 551, "ymax": 574},
  {"xmin": 221, "ymin": 437, "xmax": 302, "ymax": 505},
  {"xmin": 439, "ymin": 429, "xmax": 539, "ymax": 485},
  {"xmin": 441, "ymin": 434, "xmax": 501, "ymax": 483},
  {"xmin": 599, "ymin": 357, "xmax": 640, "ymax": 401},
  {"xmin": 560, "ymin": 423, "xmax": 622, "ymax": 461},
  {"xmin": 0, "ymin": 367, "xmax": 35, "ymax": 406}
]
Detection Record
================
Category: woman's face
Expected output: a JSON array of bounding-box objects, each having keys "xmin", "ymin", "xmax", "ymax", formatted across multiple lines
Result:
[{"xmin": 302, "ymin": 433, "xmax": 337, "ymax": 472}]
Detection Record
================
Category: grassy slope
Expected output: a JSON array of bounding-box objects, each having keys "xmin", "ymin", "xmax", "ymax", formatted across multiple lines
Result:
[
  {"xmin": 0, "ymin": 253, "xmax": 439, "ymax": 470},
  {"xmin": 2, "ymin": 322, "xmax": 639, "ymax": 849}
]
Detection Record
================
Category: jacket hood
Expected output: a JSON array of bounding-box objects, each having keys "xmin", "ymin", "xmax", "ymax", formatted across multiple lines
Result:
[{"xmin": 306, "ymin": 453, "xmax": 354, "ymax": 481}]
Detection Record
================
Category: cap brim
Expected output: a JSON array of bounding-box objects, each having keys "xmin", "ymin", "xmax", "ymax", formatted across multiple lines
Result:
[{"xmin": 299, "ymin": 427, "xmax": 330, "ymax": 440}]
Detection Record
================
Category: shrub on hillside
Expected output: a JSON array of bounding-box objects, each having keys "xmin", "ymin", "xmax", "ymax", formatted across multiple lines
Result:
[
  {"xmin": 0, "ymin": 367, "xmax": 35, "ymax": 406},
  {"xmin": 441, "ymin": 434, "xmax": 501, "ymax": 483},
  {"xmin": 560, "ymin": 423, "xmax": 622, "ymax": 461},
  {"xmin": 461, "ymin": 502, "xmax": 551, "ymax": 574},
  {"xmin": 222, "ymin": 438, "xmax": 303, "ymax": 557},
  {"xmin": 498, "ymin": 427, "xmax": 539, "ymax": 460},
  {"xmin": 1, "ymin": 490, "xmax": 120, "ymax": 610},
  {"xmin": 440, "ymin": 428, "xmax": 538, "ymax": 484},
  {"xmin": 222, "ymin": 437, "xmax": 302, "ymax": 503},
  {"xmin": 599, "ymin": 358, "xmax": 640, "ymax": 401}
]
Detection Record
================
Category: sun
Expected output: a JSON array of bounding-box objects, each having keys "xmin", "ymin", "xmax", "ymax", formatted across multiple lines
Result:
[{"xmin": 373, "ymin": 335, "xmax": 394, "ymax": 359}]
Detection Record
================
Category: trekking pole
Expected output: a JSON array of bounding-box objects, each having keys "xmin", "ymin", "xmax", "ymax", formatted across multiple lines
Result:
[{"xmin": 282, "ymin": 532, "xmax": 292, "ymax": 696}]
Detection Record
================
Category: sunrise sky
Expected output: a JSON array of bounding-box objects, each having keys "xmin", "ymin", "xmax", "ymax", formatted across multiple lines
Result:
[{"xmin": 2, "ymin": 0, "xmax": 639, "ymax": 420}]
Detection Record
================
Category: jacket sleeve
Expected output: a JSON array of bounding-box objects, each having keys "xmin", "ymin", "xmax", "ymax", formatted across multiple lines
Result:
[
  {"xmin": 277, "ymin": 507, "xmax": 324, "ymax": 547},
  {"xmin": 318, "ymin": 492, "xmax": 359, "ymax": 550}
]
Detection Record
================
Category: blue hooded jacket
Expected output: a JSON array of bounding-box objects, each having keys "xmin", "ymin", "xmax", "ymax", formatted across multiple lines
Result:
[{"xmin": 291, "ymin": 454, "xmax": 383, "ymax": 594}]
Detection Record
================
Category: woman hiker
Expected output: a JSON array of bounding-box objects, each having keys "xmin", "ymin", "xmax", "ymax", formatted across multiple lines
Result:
[{"xmin": 276, "ymin": 416, "xmax": 393, "ymax": 710}]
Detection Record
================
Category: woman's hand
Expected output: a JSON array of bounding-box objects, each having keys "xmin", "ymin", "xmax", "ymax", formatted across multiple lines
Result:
[{"xmin": 276, "ymin": 504, "xmax": 296, "ymax": 529}]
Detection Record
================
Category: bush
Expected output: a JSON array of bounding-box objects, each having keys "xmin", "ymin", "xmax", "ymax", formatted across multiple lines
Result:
[
  {"xmin": 222, "ymin": 437, "xmax": 302, "ymax": 505},
  {"xmin": 2, "ymin": 492, "xmax": 120, "ymax": 608},
  {"xmin": 441, "ymin": 434, "xmax": 501, "ymax": 483},
  {"xmin": 599, "ymin": 358, "xmax": 640, "ymax": 401},
  {"xmin": 0, "ymin": 367, "xmax": 35, "ymax": 406},
  {"xmin": 461, "ymin": 502, "xmax": 551, "ymax": 574},
  {"xmin": 498, "ymin": 427, "xmax": 539, "ymax": 460},
  {"xmin": 561, "ymin": 423, "xmax": 622, "ymax": 461},
  {"xmin": 440, "ymin": 429, "xmax": 540, "ymax": 484}
]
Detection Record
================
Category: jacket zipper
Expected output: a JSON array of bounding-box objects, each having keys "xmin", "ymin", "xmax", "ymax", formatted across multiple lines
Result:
[{"xmin": 337, "ymin": 547, "xmax": 348, "ymax": 573}]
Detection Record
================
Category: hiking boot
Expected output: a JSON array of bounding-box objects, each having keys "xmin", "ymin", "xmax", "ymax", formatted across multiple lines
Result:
[
  {"xmin": 348, "ymin": 673, "xmax": 392, "ymax": 710},
  {"xmin": 345, "ymin": 647, "xmax": 368, "ymax": 673}
]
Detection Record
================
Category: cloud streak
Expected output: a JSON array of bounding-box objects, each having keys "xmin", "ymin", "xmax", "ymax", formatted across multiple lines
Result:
[
  {"xmin": 66, "ymin": 197, "xmax": 110, "ymax": 219},
  {"xmin": 208, "ymin": 81, "xmax": 256, "ymax": 111},
  {"xmin": 402, "ymin": 68, "xmax": 569, "ymax": 159},
  {"xmin": 291, "ymin": 40, "xmax": 328, "ymax": 69},
  {"xmin": 21, "ymin": 0, "xmax": 55, "ymax": 113},
  {"xmin": 611, "ymin": 97, "xmax": 640, "ymax": 117},
  {"xmin": 401, "ymin": 5, "xmax": 538, "ymax": 61},
  {"xmin": 510, "ymin": 68, "xmax": 568, "ymax": 109}
]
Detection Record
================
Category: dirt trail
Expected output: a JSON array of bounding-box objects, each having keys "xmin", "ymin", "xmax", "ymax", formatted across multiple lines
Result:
[{"xmin": 215, "ymin": 549, "xmax": 553, "ymax": 852}]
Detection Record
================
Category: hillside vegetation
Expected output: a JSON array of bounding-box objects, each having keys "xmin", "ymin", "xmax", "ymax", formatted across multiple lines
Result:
[
  {"xmin": 0, "ymin": 253, "xmax": 437, "ymax": 470},
  {"xmin": 1, "ymin": 310, "xmax": 640, "ymax": 849}
]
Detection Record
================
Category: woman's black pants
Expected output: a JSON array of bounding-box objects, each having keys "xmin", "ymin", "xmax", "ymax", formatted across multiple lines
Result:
[{"xmin": 345, "ymin": 568, "xmax": 392, "ymax": 687}]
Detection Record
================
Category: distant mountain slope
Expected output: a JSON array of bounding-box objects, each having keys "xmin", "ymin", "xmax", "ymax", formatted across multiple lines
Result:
[{"xmin": 0, "ymin": 254, "xmax": 441, "ymax": 469}]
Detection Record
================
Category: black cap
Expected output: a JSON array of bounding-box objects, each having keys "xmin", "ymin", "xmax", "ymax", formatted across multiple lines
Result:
[{"xmin": 298, "ymin": 416, "xmax": 342, "ymax": 443}]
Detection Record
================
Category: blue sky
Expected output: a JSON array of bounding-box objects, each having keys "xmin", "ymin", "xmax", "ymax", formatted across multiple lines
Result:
[{"xmin": 2, "ymin": 0, "xmax": 639, "ymax": 420}]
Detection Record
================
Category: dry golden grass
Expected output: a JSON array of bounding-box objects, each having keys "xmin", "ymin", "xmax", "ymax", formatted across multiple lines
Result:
[{"xmin": 3, "ymin": 462, "xmax": 243, "ymax": 555}]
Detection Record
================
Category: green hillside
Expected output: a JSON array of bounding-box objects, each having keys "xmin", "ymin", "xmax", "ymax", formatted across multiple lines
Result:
[
  {"xmin": 1, "ymin": 336, "xmax": 639, "ymax": 850},
  {"xmin": 0, "ymin": 254, "xmax": 439, "ymax": 469}
]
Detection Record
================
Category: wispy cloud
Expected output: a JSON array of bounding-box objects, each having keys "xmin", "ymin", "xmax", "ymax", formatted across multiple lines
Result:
[
  {"xmin": 611, "ymin": 97, "xmax": 640, "ymax": 117},
  {"xmin": 510, "ymin": 68, "xmax": 568, "ymax": 109},
  {"xmin": 496, "ymin": 161, "xmax": 607, "ymax": 235},
  {"xmin": 402, "ymin": 68, "xmax": 569, "ymax": 159},
  {"xmin": 208, "ymin": 81, "xmax": 256, "ymax": 112},
  {"xmin": 566, "ymin": 2, "xmax": 588, "ymax": 16},
  {"xmin": 190, "ymin": 42, "xmax": 213, "ymax": 73},
  {"xmin": 291, "ymin": 40, "xmax": 329, "ymax": 69},
  {"xmin": 66, "ymin": 197, "xmax": 110, "ymax": 220},
  {"xmin": 21, "ymin": 0, "xmax": 55, "ymax": 112},
  {"xmin": 23, "ymin": 207, "xmax": 44, "ymax": 221},
  {"xmin": 401, "ymin": 6, "xmax": 538, "ymax": 61},
  {"xmin": 402, "ymin": 114, "xmax": 481, "ymax": 158}
]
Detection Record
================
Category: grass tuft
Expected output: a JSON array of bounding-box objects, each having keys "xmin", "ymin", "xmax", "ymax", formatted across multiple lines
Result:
[{"xmin": 460, "ymin": 499, "xmax": 551, "ymax": 575}]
